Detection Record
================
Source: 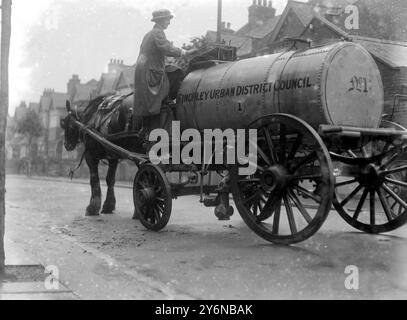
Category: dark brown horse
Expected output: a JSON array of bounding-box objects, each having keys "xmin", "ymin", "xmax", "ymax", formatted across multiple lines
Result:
[
  {"xmin": 60, "ymin": 66, "xmax": 185, "ymax": 217},
  {"xmin": 60, "ymin": 95, "xmax": 144, "ymax": 216}
]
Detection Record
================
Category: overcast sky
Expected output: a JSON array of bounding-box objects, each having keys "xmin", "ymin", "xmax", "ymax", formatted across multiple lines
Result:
[{"xmin": 9, "ymin": 0, "xmax": 298, "ymax": 115}]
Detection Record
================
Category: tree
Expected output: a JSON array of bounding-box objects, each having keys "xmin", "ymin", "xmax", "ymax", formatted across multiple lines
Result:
[
  {"xmin": 16, "ymin": 109, "xmax": 44, "ymax": 176},
  {"xmin": 0, "ymin": 0, "xmax": 12, "ymax": 274}
]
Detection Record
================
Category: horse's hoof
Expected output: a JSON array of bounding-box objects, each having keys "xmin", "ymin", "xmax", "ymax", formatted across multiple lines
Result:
[
  {"xmin": 101, "ymin": 208, "xmax": 115, "ymax": 214},
  {"xmin": 86, "ymin": 211, "xmax": 100, "ymax": 217},
  {"xmin": 86, "ymin": 206, "xmax": 100, "ymax": 216}
]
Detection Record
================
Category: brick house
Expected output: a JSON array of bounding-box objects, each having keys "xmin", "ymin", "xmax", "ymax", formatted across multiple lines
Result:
[{"xmin": 300, "ymin": 13, "xmax": 407, "ymax": 126}]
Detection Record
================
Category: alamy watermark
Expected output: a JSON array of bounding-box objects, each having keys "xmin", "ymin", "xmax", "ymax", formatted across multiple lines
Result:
[
  {"xmin": 148, "ymin": 121, "xmax": 258, "ymax": 176},
  {"xmin": 344, "ymin": 5, "xmax": 359, "ymax": 30},
  {"xmin": 344, "ymin": 265, "xmax": 359, "ymax": 290},
  {"xmin": 44, "ymin": 265, "xmax": 60, "ymax": 291}
]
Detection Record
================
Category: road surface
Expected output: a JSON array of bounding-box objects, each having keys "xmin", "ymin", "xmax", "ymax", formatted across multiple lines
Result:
[{"xmin": 4, "ymin": 175, "xmax": 407, "ymax": 299}]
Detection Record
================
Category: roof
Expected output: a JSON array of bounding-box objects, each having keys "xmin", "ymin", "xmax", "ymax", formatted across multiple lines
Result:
[
  {"xmin": 97, "ymin": 73, "xmax": 118, "ymax": 96},
  {"xmin": 51, "ymin": 93, "xmax": 70, "ymax": 110},
  {"xmin": 352, "ymin": 36, "xmax": 407, "ymax": 68},
  {"xmin": 312, "ymin": 0, "xmax": 407, "ymax": 42},
  {"xmin": 73, "ymin": 83, "xmax": 98, "ymax": 102},
  {"xmin": 300, "ymin": 14, "xmax": 407, "ymax": 69},
  {"xmin": 289, "ymin": 1, "xmax": 319, "ymax": 26},
  {"xmin": 308, "ymin": 0, "xmax": 358, "ymax": 8},
  {"xmin": 304, "ymin": 14, "xmax": 350, "ymax": 38},
  {"xmin": 39, "ymin": 95, "xmax": 52, "ymax": 113},
  {"xmin": 205, "ymin": 31, "xmax": 253, "ymax": 57},
  {"xmin": 245, "ymin": 16, "xmax": 281, "ymax": 39},
  {"xmin": 115, "ymin": 65, "xmax": 136, "ymax": 90},
  {"xmin": 263, "ymin": 1, "xmax": 320, "ymax": 45},
  {"xmin": 234, "ymin": 1, "xmax": 320, "ymax": 44},
  {"xmin": 86, "ymin": 79, "xmax": 99, "ymax": 86},
  {"xmin": 39, "ymin": 92, "xmax": 69, "ymax": 112}
]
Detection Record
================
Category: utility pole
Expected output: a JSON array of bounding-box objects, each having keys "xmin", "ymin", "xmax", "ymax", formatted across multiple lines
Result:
[
  {"xmin": 0, "ymin": 0, "xmax": 12, "ymax": 274},
  {"xmin": 216, "ymin": 0, "xmax": 223, "ymax": 44}
]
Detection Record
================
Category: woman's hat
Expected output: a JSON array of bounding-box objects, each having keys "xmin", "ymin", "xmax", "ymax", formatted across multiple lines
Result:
[{"xmin": 151, "ymin": 9, "xmax": 174, "ymax": 22}]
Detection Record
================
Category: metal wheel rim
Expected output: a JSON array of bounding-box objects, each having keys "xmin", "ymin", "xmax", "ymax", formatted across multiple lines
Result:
[
  {"xmin": 333, "ymin": 120, "xmax": 407, "ymax": 234},
  {"xmin": 231, "ymin": 114, "xmax": 334, "ymax": 245},
  {"xmin": 133, "ymin": 164, "xmax": 172, "ymax": 231}
]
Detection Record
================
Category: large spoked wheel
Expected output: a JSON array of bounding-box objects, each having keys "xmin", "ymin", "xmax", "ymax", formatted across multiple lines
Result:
[
  {"xmin": 133, "ymin": 164, "xmax": 172, "ymax": 231},
  {"xmin": 333, "ymin": 121, "xmax": 407, "ymax": 234},
  {"xmin": 231, "ymin": 114, "xmax": 335, "ymax": 245}
]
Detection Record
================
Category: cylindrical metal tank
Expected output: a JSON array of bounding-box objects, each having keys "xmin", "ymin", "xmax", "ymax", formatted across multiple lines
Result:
[{"xmin": 175, "ymin": 42, "xmax": 384, "ymax": 131}]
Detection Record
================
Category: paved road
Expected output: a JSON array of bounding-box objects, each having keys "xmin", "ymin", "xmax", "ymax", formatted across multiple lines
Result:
[{"xmin": 4, "ymin": 175, "xmax": 407, "ymax": 299}]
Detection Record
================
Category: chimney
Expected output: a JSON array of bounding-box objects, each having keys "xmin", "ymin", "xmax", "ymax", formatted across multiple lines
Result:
[
  {"xmin": 248, "ymin": 0, "xmax": 276, "ymax": 28},
  {"xmin": 67, "ymin": 74, "xmax": 81, "ymax": 97},
  {"xmin": 108, "ymin": 58, "xmax": 124, "ymax": 74},
  {"xmin": 221, "ymin": 21, "xmax": 234, "ymax": 34}
]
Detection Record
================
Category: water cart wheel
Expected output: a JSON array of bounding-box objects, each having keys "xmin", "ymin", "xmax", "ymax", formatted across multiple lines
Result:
[
  {"xmin": 231, "ymin": 114, "xmax": 334, "ymax": 245},
  {"xmin": 133, "ymin": 164, "xmax": 172, "ymax": 231},
  {"xmin": 333, "ymin": 120, "xmax": 407, "ymax": 234}
]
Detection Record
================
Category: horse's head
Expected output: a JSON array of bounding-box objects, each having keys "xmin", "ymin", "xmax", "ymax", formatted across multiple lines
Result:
[{"xmin": 60, "ymin": 101, "xmax": 80, "ymax": 151}]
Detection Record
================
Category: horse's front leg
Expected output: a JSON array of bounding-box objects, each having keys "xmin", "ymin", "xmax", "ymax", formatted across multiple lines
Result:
[
  {"xmin": 86, "ymin": 153, "xmax": 102, "ymax": 216},
  {"xmin": 102, "ymin": 159, "xmax": 118, "ymax": 214}
]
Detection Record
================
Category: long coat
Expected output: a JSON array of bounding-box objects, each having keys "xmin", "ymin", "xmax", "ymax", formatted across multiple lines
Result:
[{"xmin": 134, "ymin": 24, "xmax": 182, "ymax": 117}]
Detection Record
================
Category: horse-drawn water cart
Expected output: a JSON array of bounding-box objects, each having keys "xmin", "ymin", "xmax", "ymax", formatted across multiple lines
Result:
[{"xmin": 61, "ymin": 41, "xmax": 407, "ymax": 245}]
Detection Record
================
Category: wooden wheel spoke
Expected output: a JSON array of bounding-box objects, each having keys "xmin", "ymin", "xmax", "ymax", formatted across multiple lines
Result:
[
  {"xmin": 380, "ymin": 152, "xmax": 401, "ymax": 170},
  {"xmin": 292, "ymin": 151, "xmax": 318, "ymax": 173},
  {"xmin": 253, "ymin": 201, "xmax": 259, "ymax": 216},
  {"xmin": 292, "ymin": 185, "xmax": 321, "ymax": 203},
  {"xmin": 346, "ymin": 150, "xmax": 357, "ymax": 158},
  {"xmin": 257, "ymin": 145, "xmax": 272, "ymax": 166},
  {"xmin": 258, "ymin": 196, "xmax": 280, "ymax": 220},
  {"xmin": 340, "ymin": 184, "xmax": 363, "ymax": 207},
  {"xmin": 384, "ymin": 164, "xmax": 407, "ymax": 176},
  {"xmin": 283, "ymin": 196, "xmax": 297, "ymax": 235},
  {"xmin": 381, "ymin": 184, "xmax": 407, "ymax": 211},
  {"xmin": 133, "ymin": 165, "xmax": 172, "ymax": 231},
  {"xmin": 370, "ymin": 189, "xmax": 376, "ymax": 225},
  {"xmin": 153, "ymin": 208, "xmax": 161, "ymax": 224},
  {"xmin": 280, "ymin": 124, "xmax": 287, "ymax": 165},
  {"xmin": 262, "ymin": 127, "xmax": 278, "ymax": 164},
  {"xmin": 361, "ymin": 146, "xmax": 369, "ymax": 158},
  {"xmin": 287, "ymin": 134, "xmax": 303, "ymax": 162},
  {"xmin": 335, "ymin": 178, "xmax": 357, "ymax": 188},
  {"xmin": 353, "ymin": 188, "xmax": 369, "ymax": 221},
  {"xmin": 288, "ymin": 190, "xmax": 312, "ymax": 224},
  {"xmin": 384, "ymin": 178, "xmax": 407, "ymax": 189},
  {"xmin": 377, "ymin": 189, "xmax": 395, "ymax": 221},
  {"xmin": 272, "ymin": 201, "xmax": 281, "ymax": 235},
  {"xmin": 243, "ymin": 190, "xmax": 262, "ymax": 205}
]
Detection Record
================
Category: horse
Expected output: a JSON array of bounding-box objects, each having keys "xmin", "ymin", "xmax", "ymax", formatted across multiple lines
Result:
[
  {"xmin": 60, "ymin": 95, "xmax": 144, "ymax": 217},
  {"xmin": 61, "ymin": 66, "xmax": 186, "ymax": 217}
]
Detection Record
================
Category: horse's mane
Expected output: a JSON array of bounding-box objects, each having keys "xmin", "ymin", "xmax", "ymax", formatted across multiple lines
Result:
[{"xmin": 80, "ymin": 95, "xmax": 109, "ymax": 124}]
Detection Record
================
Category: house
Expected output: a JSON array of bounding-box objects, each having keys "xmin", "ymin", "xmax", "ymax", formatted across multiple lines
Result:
[
  {"xmin": 38, "ymin": 89, "xmax": 70, "ymax": 159},
  {"xmin": 113, "ymin": 65, "xmax": 136, "ymax": 95},
  {"xmin": 94, "ymin": 59, "xmax": 134, "ymax": 96},
  {"xmin": 234, "ymin": 0, "xmax": 327, "ymax": 55},
  {"xmin": 14, "ymin": 101, "xmax": 28, "ymax": 122},
  {"xmin": 308, "ymin": 0, "xmax": 407, "ymax": 42},
  {"xmin": 300, "ymin": 12, "xmax": 407, "ymax": 126},
  {"xmin": 67, "ymin": 74, "xmax": 98, "ymax": 107}
]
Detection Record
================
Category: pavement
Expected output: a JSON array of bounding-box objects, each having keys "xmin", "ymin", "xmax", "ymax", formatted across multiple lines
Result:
[
  {"xmin": 2, "ymin": 174, "xmax": 407, "ymax": 300},
  {"xmin": 1, "ymin": 237, "xmax": 77, "ymax": 300}
]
